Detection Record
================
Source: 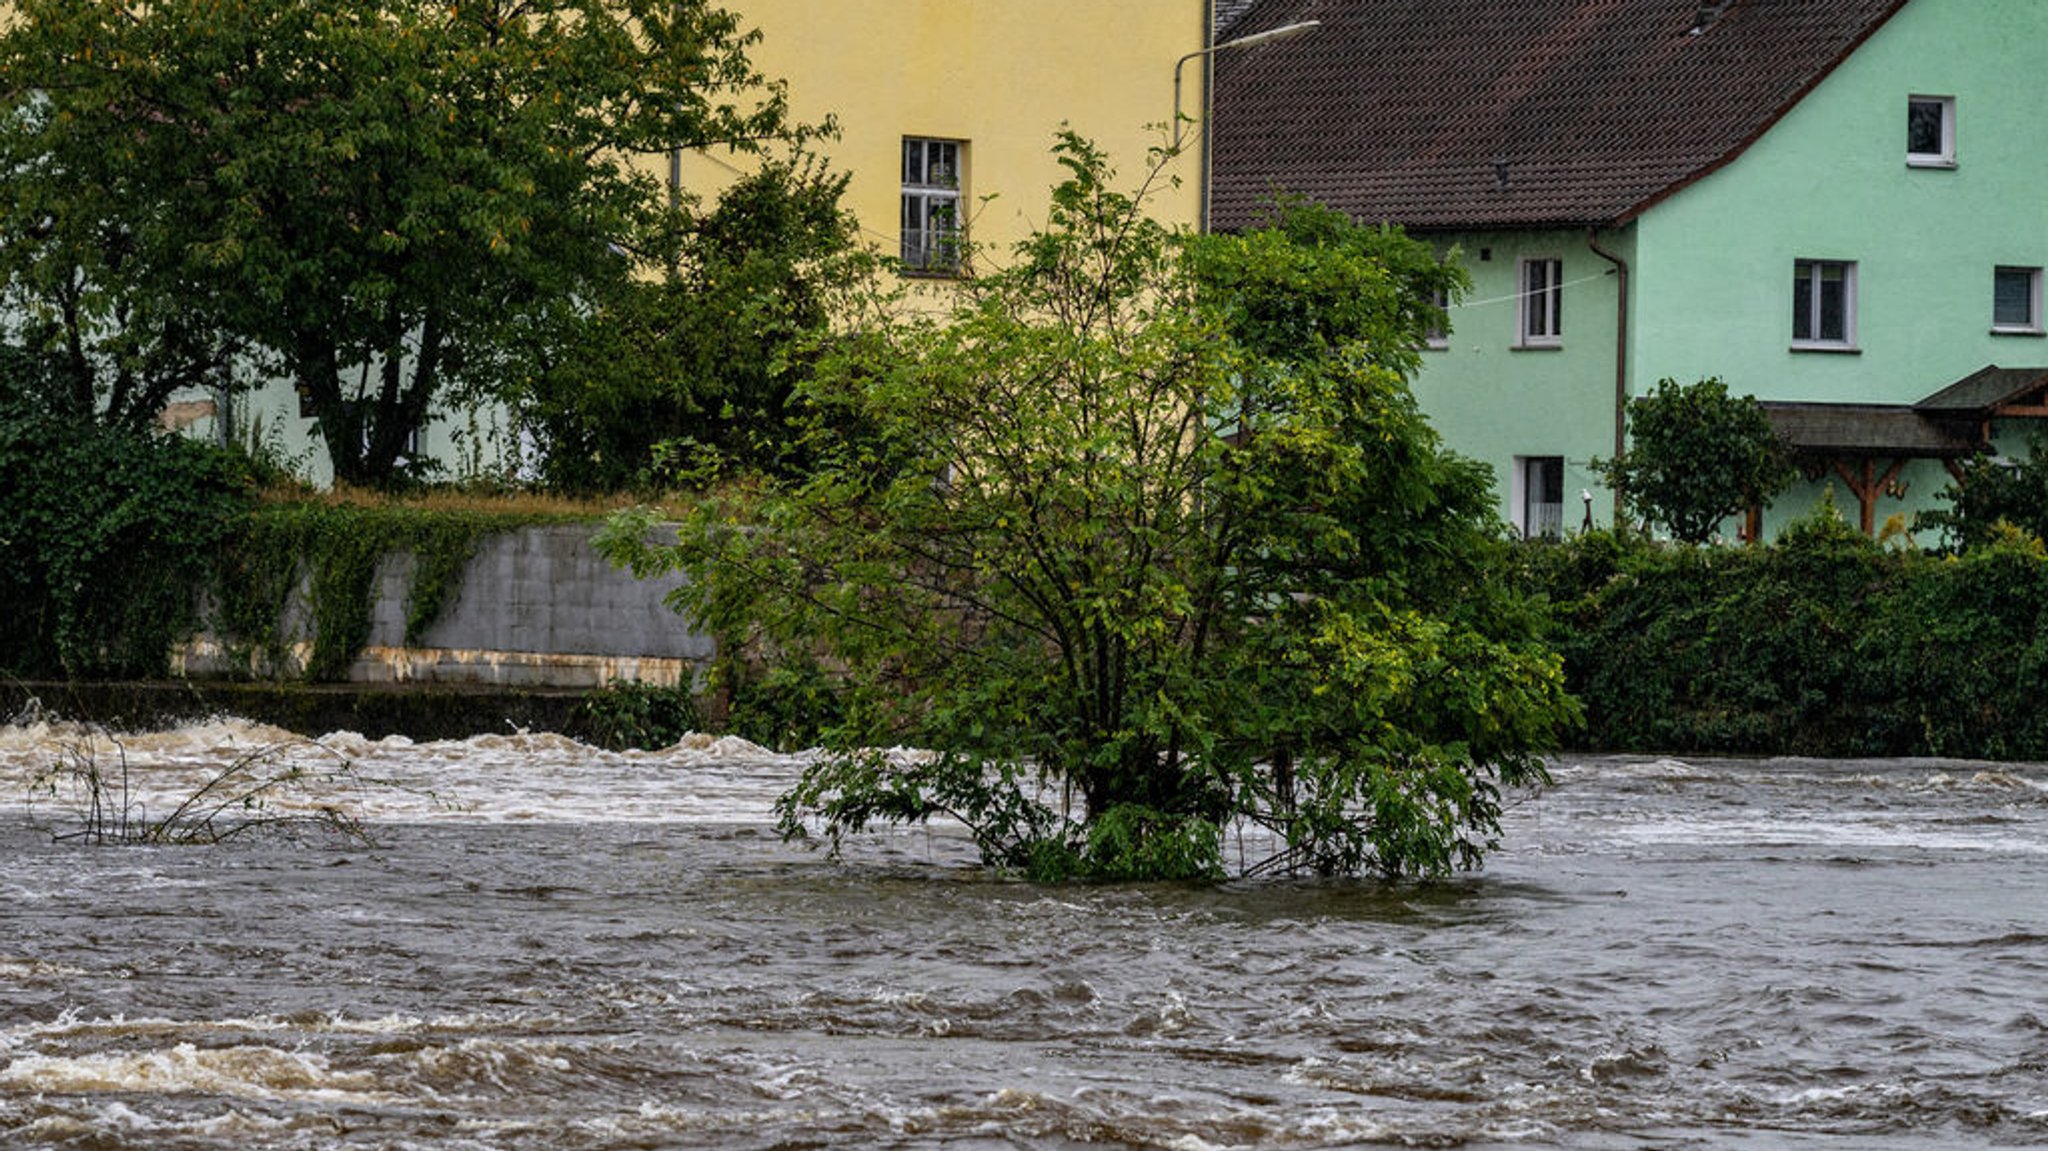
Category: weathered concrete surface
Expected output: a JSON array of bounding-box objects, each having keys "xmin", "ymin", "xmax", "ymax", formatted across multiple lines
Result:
[{"xmin": 182, "ymin": 523, "xmax": 715, "ymax": 689}]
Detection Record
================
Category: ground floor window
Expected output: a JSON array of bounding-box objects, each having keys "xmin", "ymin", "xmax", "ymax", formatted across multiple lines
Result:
[{"xmin": 1513, "ymin": 455, "xmax": 1565, "ymax": 540}]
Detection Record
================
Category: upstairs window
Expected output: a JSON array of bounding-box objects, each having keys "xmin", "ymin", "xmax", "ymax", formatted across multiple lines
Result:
[
  {"xmin": 1517, "ymin": 257, "xmax": 1562, "ymax": 347},
  {"xmin": 1907, "ymin": 95, "xmax": 1955, "ymax": 166},
  {"xmin": 1994, "ymin": 266, "xmax": 2044, "ymax": 334},
  {"xmin": 1792, "ymin": 259, "xmax": 1856, "ymax": 349},
  {"xmin": 901, "ymin": 137, "xmax": 963, "ymax": 275},
  {"xmin": 1424, "ymin": 284, "xmax": 1450, "ymax": 349}
]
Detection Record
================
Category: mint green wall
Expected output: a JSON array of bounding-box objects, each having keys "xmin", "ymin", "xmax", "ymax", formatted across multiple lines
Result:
[
  {"xmin": 1412, "ymin": 228, "xmax": 1630, "ymax": 532},
  {"xmin": 1628, "ymin": 0, "xmax": 2048, "ymax": 535}
]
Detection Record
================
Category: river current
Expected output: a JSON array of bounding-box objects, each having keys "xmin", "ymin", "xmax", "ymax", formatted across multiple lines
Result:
[{"xmin": 0, "ymin": 718, "xmax": 2043, "ymax": 1149}]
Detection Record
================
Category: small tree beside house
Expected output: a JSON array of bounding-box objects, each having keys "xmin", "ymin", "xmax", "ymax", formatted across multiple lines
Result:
[{"xmin": 1600, "ymin": 377, "xmax": 1796, "ymax": 544}]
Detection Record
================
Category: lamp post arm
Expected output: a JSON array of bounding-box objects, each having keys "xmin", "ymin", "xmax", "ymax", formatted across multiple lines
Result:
[{"xmin": 1172, "ymin": 20, "xmax": 1321, "ymax": 152}]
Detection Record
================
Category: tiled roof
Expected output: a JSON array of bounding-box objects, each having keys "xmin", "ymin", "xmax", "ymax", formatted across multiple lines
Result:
[
  {"xmin": 1210, "ymin": 0, "xmax": 1909, "ymax": 232},
  {"xmin": 1214, "ymin": 0, "xmax": 1263, "ymax": 36}
]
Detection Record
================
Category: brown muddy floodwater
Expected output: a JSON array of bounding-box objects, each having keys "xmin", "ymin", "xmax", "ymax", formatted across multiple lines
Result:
[{"xmin": 0, "ymin": 720, "xmax": 2044, "ymax": 1149}]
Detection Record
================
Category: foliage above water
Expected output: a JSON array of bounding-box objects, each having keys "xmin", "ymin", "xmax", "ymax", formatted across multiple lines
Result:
[
  {"xmin": 604, "ymin": 135, "xmax": 1576, "ymax": 881},
  {"xmin": 28, "ymin": 729, "xmax": 386, "ymax": 846}
]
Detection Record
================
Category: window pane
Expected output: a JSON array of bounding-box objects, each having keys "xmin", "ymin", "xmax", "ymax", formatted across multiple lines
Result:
[
  {"xmin": 1907, "ymin": 99, "xmax": 1945, "ymax": 155},
  {"xmin": 1793, "ymin": 264, "xmax": 1812, "ymax": 341},
  {"xmin": 1818, "ymin": 265, "xmax": 1846, "ymax": 341},
  {"xmin": 903, "ymin": 139, "xmax": 922, "ymax": 184},
  {"xmin": 1995, "ymin": 268, "xmax": 2036, "ymax": 327}
]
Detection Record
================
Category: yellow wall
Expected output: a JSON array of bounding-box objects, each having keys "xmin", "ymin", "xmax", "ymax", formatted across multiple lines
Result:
[{"xmin": 692, "ymin": 0, "xmax": 1209, "ymax": 271}]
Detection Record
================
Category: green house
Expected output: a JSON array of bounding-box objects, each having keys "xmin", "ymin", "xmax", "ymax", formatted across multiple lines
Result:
[{"xmin": 1211, "ymin": 0, "xmax": 2048, "ymax": 539}]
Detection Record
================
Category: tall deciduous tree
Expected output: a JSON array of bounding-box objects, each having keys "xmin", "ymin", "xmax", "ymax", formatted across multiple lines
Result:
[
  {"xmin": 0, "ymin": 0, "xmax": 802, "ymax": 486},
  {"xmin": 603, "ymin": 137, "xmax": 1574, "ymax": 880}
]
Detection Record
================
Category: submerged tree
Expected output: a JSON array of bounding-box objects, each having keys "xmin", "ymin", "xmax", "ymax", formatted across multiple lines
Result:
[
  {"xmin": 0, "ymin": 0, "xmax": 806, "ymax": 486},
  {"xmin": 604, "ymin": 136, "xmax": 1575, "ymax": 880}
]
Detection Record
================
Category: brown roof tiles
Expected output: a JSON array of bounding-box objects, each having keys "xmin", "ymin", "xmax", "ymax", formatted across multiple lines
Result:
[{"xmin": 1210, "ymin": 0, "xmax": 1910, "ymax": 231}]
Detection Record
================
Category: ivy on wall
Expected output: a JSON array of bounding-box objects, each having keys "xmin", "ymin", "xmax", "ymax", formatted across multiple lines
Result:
[{"xmin": 213, "ymin": 503, "xmax": 554, "ymax": 682}]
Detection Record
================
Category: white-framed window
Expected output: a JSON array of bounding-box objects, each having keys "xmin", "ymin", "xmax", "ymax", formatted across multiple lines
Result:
[
  {"xmin": 1517, "ymin": 257, "xmax": 1562, "ymax": 347},
  {"xmin": 1993, "ymin": 266, "xmax": 2043, "ymax": 334},
  {"xmin": 1424, "ymin": 284, "xmax": 1450, "ymax": 349},
  {"xmin": 1792, "ymin": 259, "xmax": 1856, "ymax": 349},
  {"xmin": 901, "ymin": 137, "xmax": 963, "ymax": 275},
  {"xmin": 1512, "ymin": 455, "xmax": 1565, "ymax": 540},
  {"xmin": 1906, "ymin": 95, "xmax": 1955, "ymax": 167}
]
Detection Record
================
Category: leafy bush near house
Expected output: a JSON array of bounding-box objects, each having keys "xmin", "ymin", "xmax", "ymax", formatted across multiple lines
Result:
[
  {"xmin": 1598, "ymin": 377, "xmax": 1794, "ymax": 542},
  {"xmin": 0, "ymin": 398, "xmax": 253, "ymax": 678},
  {"xmin": 1913, "ymin": 432, "xmax": 2048, "ymax": 551},
  {"xmin": 1517, "ymin": 508, "xmax": 2048, "ymax": 758}
]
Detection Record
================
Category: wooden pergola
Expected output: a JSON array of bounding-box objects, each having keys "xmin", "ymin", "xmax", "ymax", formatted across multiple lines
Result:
[{"xmin": 1759, "ymin": 366, "xmax": 2048, "ymax": 536}]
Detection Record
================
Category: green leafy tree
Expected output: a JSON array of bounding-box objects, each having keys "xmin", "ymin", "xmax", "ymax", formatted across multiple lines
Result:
[
  {"xmin": 1914, "ymin": 432, "xmax": 2048, "ymax": 551},
  {"xmin": 0, "ymin": 0, "xmax": 802, "ymax": 486},
  {"xmin": 1600, "ymin": 376, "xmax": 1794, "ymax": 543},
  {"xmin": 509, "ymin": 156, "xmax": 865, "ymax": 491},
  {"xmin": 603, "ymin": 137, "xmax": 1573, "ymax": 880}
]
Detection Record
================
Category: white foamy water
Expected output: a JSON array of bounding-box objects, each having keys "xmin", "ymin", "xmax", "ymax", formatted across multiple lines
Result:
[
  {"xmin": 1, "ymin": 728, "xmax": 2045, "ymax": 1149},
  {"xmin": 0, "ymin": 717, "xmax": 815, "ymax": 827}
]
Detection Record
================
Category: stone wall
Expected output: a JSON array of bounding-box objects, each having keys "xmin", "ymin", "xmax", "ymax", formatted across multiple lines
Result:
[{"xmin": 180, "ymin": 524, "xmax": 715, "ymax": 689}]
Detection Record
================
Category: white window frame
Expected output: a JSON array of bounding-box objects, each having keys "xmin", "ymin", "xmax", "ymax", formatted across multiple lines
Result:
[
  {"xmin": 1906, "ymin": 95, "xmax": 1955, "ymax": 167},
  {"xmin": 1792, "ymin": 259, "xmax": 1857, "ymax": 350},
  {"xmin": 1516, "ymin": 257, "xmax": 1563, "ymax": 347},
  {"xmin": 1424, "ymin": 284, "xmax": 1450, "ymax": 350},
  {"xmin": 1992, "ymin": 266, "xmax": 2044, "ymax": 335},
  {"xmin": 901, "ymin": 137, "xmax": 963, "ymax": 275},
  {"xmin": 1511, "ymin": 455, "xmax": 1566, "ymax": 540}
]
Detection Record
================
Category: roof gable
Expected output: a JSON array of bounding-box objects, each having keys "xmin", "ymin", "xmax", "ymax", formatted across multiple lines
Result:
[{"xmin": 1210, "ymin": 0, "xmax": 1910, "ymax": 232}]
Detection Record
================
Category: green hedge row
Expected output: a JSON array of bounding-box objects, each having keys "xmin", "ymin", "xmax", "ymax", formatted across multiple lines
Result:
[{"xmin": 1516, "ymin": 515, "xmax": 2048, "ymax": 759}]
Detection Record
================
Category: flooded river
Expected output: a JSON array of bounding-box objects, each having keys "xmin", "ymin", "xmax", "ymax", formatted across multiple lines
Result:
[{"xmin": 1, "ymin": 719, "xmax": 2043, "ymax": 1148}]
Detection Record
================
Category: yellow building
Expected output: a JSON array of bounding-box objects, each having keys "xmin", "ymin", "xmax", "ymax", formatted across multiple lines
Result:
[{"xmin": 687, "ymin": 0, "xmax": 1212, "ymax": 276}]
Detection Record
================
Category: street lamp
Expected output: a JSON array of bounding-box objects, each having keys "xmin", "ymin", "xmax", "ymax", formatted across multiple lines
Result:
[{"xmin": 1172, "ymin": 20, "xmax": 1321, "ymax": 153}]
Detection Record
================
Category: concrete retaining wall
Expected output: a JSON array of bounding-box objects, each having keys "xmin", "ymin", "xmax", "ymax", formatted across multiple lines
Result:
[{"xmin": 180, "ymin": 523, "xmax": 716, "ymax": 689}]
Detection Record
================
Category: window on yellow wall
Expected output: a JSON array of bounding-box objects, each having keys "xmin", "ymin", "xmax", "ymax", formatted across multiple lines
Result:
[{"xmin": 902, "ymin": 137, "xmax": 963, "ymax": 275}]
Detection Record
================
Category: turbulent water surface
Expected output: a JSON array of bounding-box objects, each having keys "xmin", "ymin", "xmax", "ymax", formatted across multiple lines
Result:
[{"xmin": 0, "ymin": 719, "xmax": 2044, "ymax": 1149}]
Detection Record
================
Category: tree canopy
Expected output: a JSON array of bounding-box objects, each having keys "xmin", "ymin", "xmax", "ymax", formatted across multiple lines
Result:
[
  {"xmin": 603, "ymin": 136, "xmax": 1575, "ymax": 881},
  {"xmin": 0, "ymin": 0, "xmax": 808, "ymax": 486},
  {"xmin": 1600, "ymin": 376, "xmax": 1794, "ymax": 543}
]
